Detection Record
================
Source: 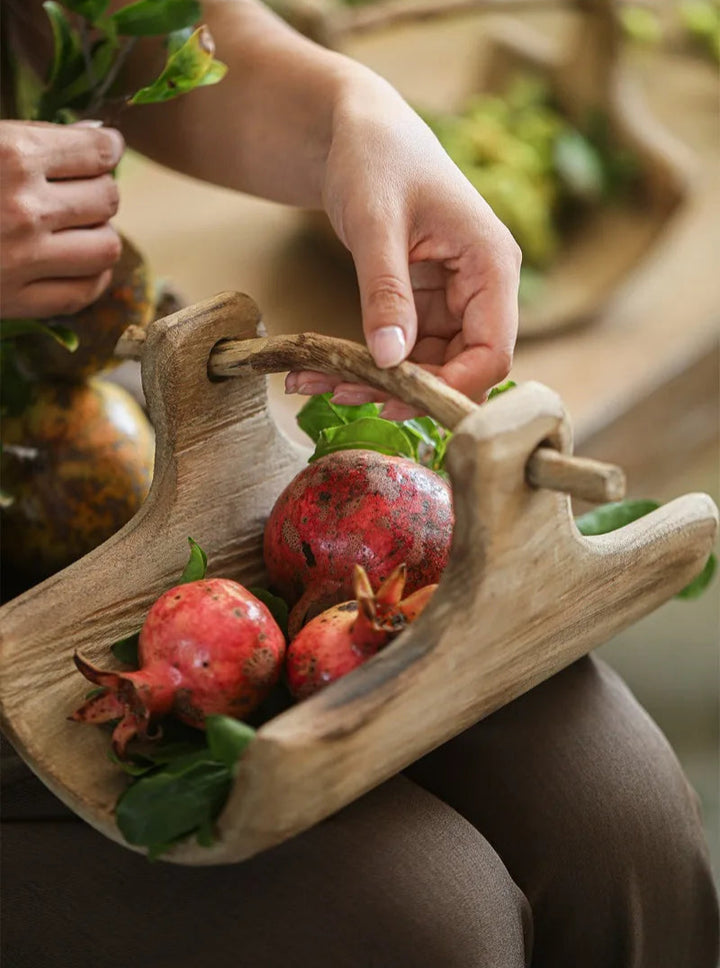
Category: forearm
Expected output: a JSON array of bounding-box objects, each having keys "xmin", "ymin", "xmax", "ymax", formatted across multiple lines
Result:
[{"xmin": 117, "ymin": 0, "xmax": 402, "ymax": 208}]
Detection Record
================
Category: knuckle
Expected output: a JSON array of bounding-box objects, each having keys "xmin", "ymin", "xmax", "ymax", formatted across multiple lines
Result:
[
  {"xmin": 496, "ymin": 225, "xmax": 523, "ymax": 271},
  {"xmin": 3, "ymin": 193, "xmax": 40, "ymax": 235},
  {"xmin": 98, "ymin": 229, "xmax": 122, "ymax": 267},
  {"xmin": 94, "ymin": 130, "xmax": 124, "ymax": 170},
  {"xmin": 103, "ymin": 178, "xmax": 120, "ymax": 218},
  {"xmin": 491, "ymin": 346, "xmax": 514, "ymax": 383},
  {"xmin": 60, "ymin": 276, "xmax": 107, "ymax": 315},
  {"xmin": 366, "ymin": 275, "xmax": 412, "ymax": 316}
]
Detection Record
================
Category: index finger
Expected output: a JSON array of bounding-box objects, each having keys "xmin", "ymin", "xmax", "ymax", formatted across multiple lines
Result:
[{"xmin": 38, "ymin": 123, "xmax": 125, "ymax": 180}]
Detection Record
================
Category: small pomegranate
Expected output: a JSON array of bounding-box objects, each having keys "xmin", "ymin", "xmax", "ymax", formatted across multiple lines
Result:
[
  {"xmin": 264, "ymin": 450, "xmax": 453, "ymax": 637},
  {"xmin": 286, "ymin": 563, "xmax": 436, "ymax": 700},
  {"xmin": 71, "ymin": 579, "xmax": 286, "ymax": 756}
]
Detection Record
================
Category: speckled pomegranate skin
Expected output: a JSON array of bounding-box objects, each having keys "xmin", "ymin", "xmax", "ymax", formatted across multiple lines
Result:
[
  {"xmin": 72, "ymin": 579, "xmax": 286, "ymax": 756},
  {"xmin": 263, "ymin": 451, "xmax": 453, "ymax": 629},
  {"xmin": 137, "ymin": 579, "xmax": 286, "ymax": 726}
]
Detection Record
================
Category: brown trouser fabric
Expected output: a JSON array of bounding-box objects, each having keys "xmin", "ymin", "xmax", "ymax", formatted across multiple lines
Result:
[{"xmin": 2, "ymin": 656, "xmax": 718, "ymax": 968}]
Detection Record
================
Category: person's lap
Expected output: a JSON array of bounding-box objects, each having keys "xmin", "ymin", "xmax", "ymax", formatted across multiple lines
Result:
[{"xmin": 2, "ymin": 656, "xmax": 717, "ymax": 968}]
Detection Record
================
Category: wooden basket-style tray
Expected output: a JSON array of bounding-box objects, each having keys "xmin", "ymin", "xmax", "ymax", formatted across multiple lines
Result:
[
  {"xmin": 0, "ymin": 291, "xmax": 716, "ymax": 865},
  {"xmin": 294, "ymin": 0, "xmax": 691, "ymax": 338}
]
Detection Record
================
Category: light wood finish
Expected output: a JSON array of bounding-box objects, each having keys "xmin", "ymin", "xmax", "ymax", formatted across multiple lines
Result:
[
  {"xmin": 294, "ymin": 0, "xmax": 691, "ymax": 338},
  {"xmin": 0, "ymin": 291, "xmax": 716, "ymax": 864},
  {"xmin": 118, "ymin": 326, "xmax": 626, "ymax": 503}
]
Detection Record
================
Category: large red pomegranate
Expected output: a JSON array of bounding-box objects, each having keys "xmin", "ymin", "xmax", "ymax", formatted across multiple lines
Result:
[{"xmin": 263, "ymin": 450, "xmax": 453, "ymax": 636}]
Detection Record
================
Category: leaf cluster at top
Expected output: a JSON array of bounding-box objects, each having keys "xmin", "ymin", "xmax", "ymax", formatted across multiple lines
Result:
[{"xmin": 34, "ymin": 0, "xmax": 227, "ymax": 122}]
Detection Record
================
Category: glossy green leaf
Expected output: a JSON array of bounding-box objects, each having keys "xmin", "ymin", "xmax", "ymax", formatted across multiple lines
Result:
[
  {"xmin": 248, "ymin": 587, "xmax": 289, "ymax": 639},
  {"xmin": 128, "ymin": 26, "xmax": 226, "ymax": 104},
  {"xmin": 116, "ymin": 760, "xmax": 231, "ymax": 848},
  {"xmin": 675, "ymin": 553, "xmax": 717, "ymax": 600},
  {"xmin": 1, "ymin": 318, "xmax": 79, "ymax": 351},
  {"xmin": 575, "ymin": 499, "xmax": 660, "ymax": 536},
  {"xmin": 488, "ymin": 379, "xmax": 517, "ymax": 399},
  {"xmin": 61, "ymin": 0, "xmax": 110, "ymax": 23},
  {"xmin": 111, "ymin": 0, "xmax": 201, "ymax": 36},
  {"xmin": 179, "ymin": 536, "xmax": 207, "ymax": 583},
  {"xmin": 42, "ymin": 2, "xmax": 84, "ymax": 90},
  {"xmin": 111, "ymin": 631, "xmax": 140, "ymax": 665},
  {"xmin": 205, "ymin": 715, "xmax": 255, "ymax": 770},
  {"xmin": 400, "ymin": 416, "xmax": 450, "ymax": 469},
  {"xmin": 296, "ymin": 392, "xmax": 380, "ymax": 444},
  {"xmin": 310, "ymin": 418, "xmax": 416, "ymax": 462}
]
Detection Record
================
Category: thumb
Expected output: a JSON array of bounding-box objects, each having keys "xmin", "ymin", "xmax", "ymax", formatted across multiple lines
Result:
[{"xmin": 351, "ymin": 229, "xmax": 417, "ymax": 369}]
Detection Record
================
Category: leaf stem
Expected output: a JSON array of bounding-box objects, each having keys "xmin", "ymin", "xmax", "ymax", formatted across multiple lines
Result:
[{"xmin": 85, "ymin": 36, "xmax": 136, "ymax": 117}]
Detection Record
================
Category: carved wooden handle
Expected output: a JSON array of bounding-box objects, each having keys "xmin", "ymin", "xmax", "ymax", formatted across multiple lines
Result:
[{"xmin": 116, "ymin": 327, "xmax": 625, "ymax": 503}]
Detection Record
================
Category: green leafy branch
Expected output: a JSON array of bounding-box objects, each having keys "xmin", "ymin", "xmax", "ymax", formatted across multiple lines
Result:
[{"xmin": 35, "ymin": 0, "xmax": 227, "ymax": 123}]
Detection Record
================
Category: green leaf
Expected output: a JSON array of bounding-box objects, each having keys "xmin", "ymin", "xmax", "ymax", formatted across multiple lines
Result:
[
  {"xmin": 179, "ymin": 537, "xmax": 207, "ymax": 583},
  {"xmin": 205, "ymin": 715, "xmax": 255, "ymax": 770},
  {"xmin": 53, "ymin": 37, "xmax": 119, "ymax": 108},
  {"xmin": 296, "ymin": 392, "xmax": 381, "ymax": 444},
  {"xmin": 128, "ymin": 26, "xmax": 225, "ymax": 105},
  {"xmin": 167, "ymin": 26, "xmax": 193, "ymax": 55},
  {"xmin": 248, "ymin": 587, "xmax": 289, "ymax": 639},
  {"xmin": 195, "ymin": 59, "xmax": 228, "ymax": 87},
  {"xmin": 61, "ymin": 0, "xmax": 110, "ymax": 24},
  {"xmin": 115, "ymin": 760, "xmax": 231, "ymax": 848},
  {"xmin": 488, "ymin": 379, "xmax": 517, "ymax": 399},
  {"xmin": 111, "ymin": 631, "xmax": 140, "ymax": 665},
  {"xmin": 1, "ymin": 318, "xmax": 79, "ymax": 351},
  {"xmin": 400, "ymin": 416, "xmax": 451, "ymax": 470},
  {"xmin": 310, "ymin": 418, "xmax": 416, "ymax": 462},
  {"xmin": 554, "ymin": 130, "xmax": 605, "ymax": 201},
  {"xmin": 42, "ymin": 2, "xmax": 84, "ymax": 91},
  {"xmin": 675, "ymin": 553, "xmax": 717, "ymax": 600},
  {"xmin": 111, "ymin": 0, "xmax": 201, "ymax": 36},
  {"xmin": 195, "ymin": 817, "xmax": 216, "ymax": 848},
  {"xmin": 0, "ymin": 346, "xmax": 34, "ymax": 417},
  {"xmin": 575, "ymin": 499, "xmax": 660, "ymax": 536},
  {"xmin": 107, "ymin": 749, "xmax": 157, "ymax": 777}
]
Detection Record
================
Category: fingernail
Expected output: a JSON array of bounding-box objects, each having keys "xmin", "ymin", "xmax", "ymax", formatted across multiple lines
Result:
[
  {"xmin": 285, "ymin": 373, "xmax": 299, "ymax": 393},
  {"xmin": 368, "ymin": 326, "xmax": 406, "ymax": 369},
  {"xmin": 331, "ymin": 390, "xmax": 375, "ymax": 406},
  {"xmin": 72, "ymin": 119, "xmax": 104, "ymax": 128},
  {"xmin": 297, "ymin": 381, "xmax": 335, "ymax": 396},
  {"xmin": 380, "ymin": 402, "xmax": 417, "ymax": 422}
]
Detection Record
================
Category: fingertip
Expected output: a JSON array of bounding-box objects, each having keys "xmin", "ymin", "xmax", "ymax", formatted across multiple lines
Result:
[{"xmin": 367, "ymin": 325, "xmax": 408, "ymax": 369}]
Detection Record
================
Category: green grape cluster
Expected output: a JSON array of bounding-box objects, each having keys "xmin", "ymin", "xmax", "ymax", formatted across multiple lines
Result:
[{"xmin": 424, "ymin": 76, "xmax": 635, "ymax": 271}]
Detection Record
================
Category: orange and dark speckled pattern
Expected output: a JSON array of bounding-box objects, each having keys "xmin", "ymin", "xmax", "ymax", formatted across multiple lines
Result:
[
  {"xmin": 0, "ymin": 377, "xmax": 155, "ymax": 585},
  {"xmin": 263, "ymin": 450, "xmax": 453, "ymax": 633}
]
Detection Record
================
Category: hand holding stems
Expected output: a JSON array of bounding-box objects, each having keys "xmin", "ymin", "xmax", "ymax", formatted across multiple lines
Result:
[{"xmin": 0, "ymin": 120, "xmax": 125, "ymax": 319}]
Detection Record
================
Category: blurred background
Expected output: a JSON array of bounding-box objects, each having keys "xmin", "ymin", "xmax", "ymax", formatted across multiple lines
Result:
[{"xmin": 4, "ymin": 0, "xmax": 717, "ymax": 880}]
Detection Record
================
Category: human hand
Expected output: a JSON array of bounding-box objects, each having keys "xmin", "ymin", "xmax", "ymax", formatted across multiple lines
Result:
[
  {"xmin": 0, "ymin": 120, "xmax": 125, "ymax": 319},
  {"xmin": 284, "ymin": 74, "xmax": 521, "ymax": 420}
]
